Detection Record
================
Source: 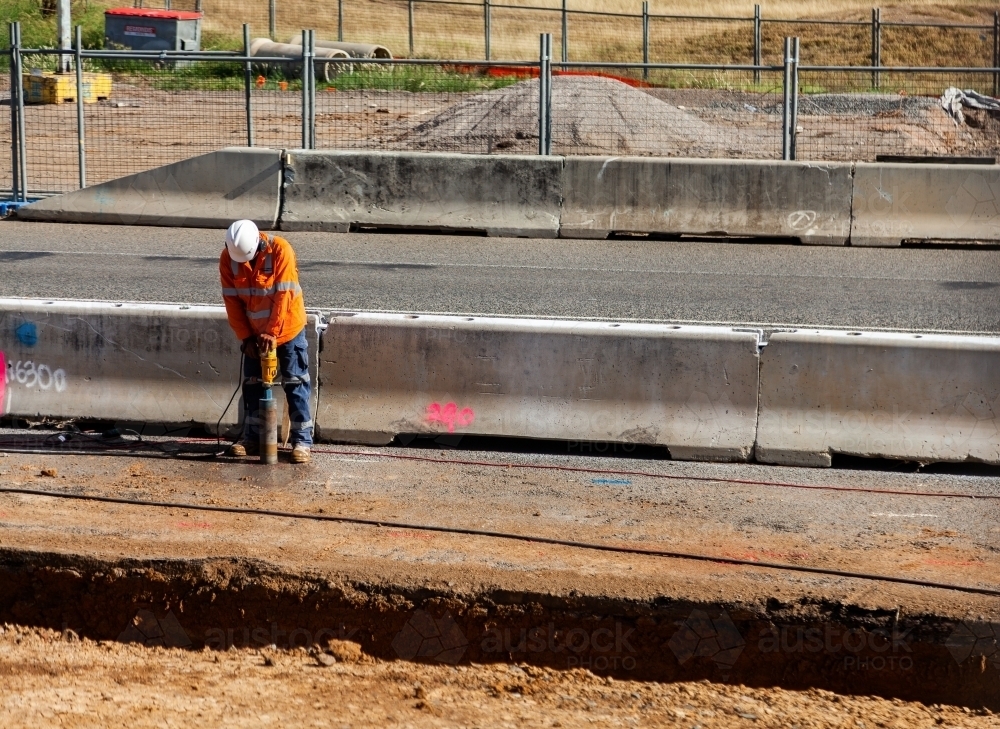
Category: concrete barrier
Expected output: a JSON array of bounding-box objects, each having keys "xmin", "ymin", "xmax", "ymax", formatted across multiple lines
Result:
[
  {"xmin": 17, "ymin": 148, "xmax": 282, "ymax": 228},
  {"xmin": 755, "ymin": 329, "xmax": 1000, "ymax": 467},
  {"xmin": 18, "ymin": 149, "xmax": 1000, "ymax": 248},
  {"xmin": 0, "ymin": 299, "xmax": 319, "ymax": 432},
  {"xmin": 280, "ymin": 151, "xmax": 563, "ymax": 237},
  {"xmin": 850, "ymin": 163, "xmax": 1000, "ymax": 246},
  {"xmin": 560, "ymin": 157, "xmax": 854, "ymax": 245},
  {"xmin": 315, "ymin": 313, "xmax": 761, "ymax": 461}
]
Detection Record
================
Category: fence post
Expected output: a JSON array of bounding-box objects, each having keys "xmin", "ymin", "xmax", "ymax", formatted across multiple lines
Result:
[
  {"xmin": 753, "ymin": 4, "xmax": 761, "ymax": 84},
  {"xmin": 561, "ymin": 0, "xmax": 568, "ymax": 64},
  {"xmin": 74, "ymin": 25, "xmax": 86, "ymax": 189},
  {"xmin": 871, "ymin": 7, "xmax": 880, "ymax": 89},
  {"xmin": 538, "ymin": 33, "xmax": 551, "ymax": 155},
  {"xmin": 408, "ymin": 0, "xmax": 415, "ymax": 57},
  {"xmin": 642, "ymin": 1, "xmax": 649, "ymax": 80},
  {"xmin": 269, "ymin": 0, "xmax": 276, "ymax": 40},
  {"xmin": 993, "ymin": 10, "xmax": 998, "ymax": 97},
  {"xmin": 781, "ymin": 36, "xmax": 791, "ymax": 161},
  {"xmin": 484, "ymin": 0, "xmax": 491, "ymax": 60},
  {"xmin": 338, "ymin": 0, "xmax": 344, "ymax": 42},
  {"xmin": 309, "ymin": 30, "xmax": 316, "ymax": 149},
  {"xmin": 790, "ymin": 37, "xmax": 799, "ymax": 160},
  {"xmin": 13, "ymin": 22, "xmax": 26, "ymax": 201},
  {"xmin": 9, "ymin": 22, "xmax": 19, "ymax": 202},
  {"xmin": 243, "ymin": 24, "xmax": 254, "ymax": 148},
  {"xmin": 301, "ymin": 30, "xmax": 309, "ymax": 149}
]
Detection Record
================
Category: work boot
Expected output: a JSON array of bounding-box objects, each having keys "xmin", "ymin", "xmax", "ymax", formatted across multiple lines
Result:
[
  {"xmin": 227, "ymin": 440, "xmax": 259, "ymax": 457},
  {"xmin": 290, "ymin": 445, "xmax": 311, "ymax": 464}
]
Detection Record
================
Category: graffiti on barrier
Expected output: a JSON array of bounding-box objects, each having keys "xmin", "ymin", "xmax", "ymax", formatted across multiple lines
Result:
[
  {"xmin": 5, "ymin": 359, "xmax": 67, "ymax": 393},
  {"xmin": 15, "ymin": 322, "xmax": 37, "ymax": 347},
  {"xmin": 426, "ymin": 402, "xmax": 475, "ymax": 433}
]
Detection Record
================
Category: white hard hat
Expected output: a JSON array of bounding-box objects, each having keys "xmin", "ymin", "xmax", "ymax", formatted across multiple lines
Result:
[{"xmin": 225, "ymin": 219, "xmax": 260, "ymax": 263}]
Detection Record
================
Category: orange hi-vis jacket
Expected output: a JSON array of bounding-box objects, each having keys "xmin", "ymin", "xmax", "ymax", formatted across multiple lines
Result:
[{"xmin": 220, "ymin": 233, "xmax": 306, "ymax": 346}]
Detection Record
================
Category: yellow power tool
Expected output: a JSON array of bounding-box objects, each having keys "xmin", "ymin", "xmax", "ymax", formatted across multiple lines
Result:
[{"xmin": 261, "ymin": 345, "xmax": 278, "ymax": 389}]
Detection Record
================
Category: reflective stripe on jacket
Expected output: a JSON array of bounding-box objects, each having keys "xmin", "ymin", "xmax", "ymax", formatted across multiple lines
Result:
[{"xmin": 219, "ymin": 233, "xmax": 307, "ymax": 346}]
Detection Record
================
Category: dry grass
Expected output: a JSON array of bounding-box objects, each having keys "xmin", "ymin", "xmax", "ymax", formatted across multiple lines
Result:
[{"xmin": 84, "ymin": 0, "xmax": 998, "ymax": 66}]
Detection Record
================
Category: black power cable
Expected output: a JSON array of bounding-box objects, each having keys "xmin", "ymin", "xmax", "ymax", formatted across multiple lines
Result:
[
  {"xmin": 215, "ymin": 351, "xmax": 245, "ymax": 454},
  {"xmin": 1, "ymin": 485, "xmax": 998, "ymax": 598}
]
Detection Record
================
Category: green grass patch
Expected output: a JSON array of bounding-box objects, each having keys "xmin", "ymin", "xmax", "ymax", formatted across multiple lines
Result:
[
  {"xmin": 0, "ymin": 0, "xmax": 105, "ymax": 49},
  {"xmin": 323, "ymin": 65, "xmax": 521, "ymax": 93}
]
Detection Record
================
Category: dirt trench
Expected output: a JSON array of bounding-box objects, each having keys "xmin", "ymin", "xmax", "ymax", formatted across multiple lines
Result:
[{"xmin": 1, "ymin": 547, "xmax": 997, "ymax": 710}]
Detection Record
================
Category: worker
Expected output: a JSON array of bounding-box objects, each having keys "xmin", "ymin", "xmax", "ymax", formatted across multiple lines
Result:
[{"xmin": 220, "ymin": 219, "xmax": 312, "ymax": 464}]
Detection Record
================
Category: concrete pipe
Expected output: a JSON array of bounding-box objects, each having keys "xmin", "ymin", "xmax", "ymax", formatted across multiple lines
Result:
[
  {"xmin": 250, "ymin": 38, "xmax": 352, "ymax": 82},
  {"xmin": 285, "ymin": 37, "xmax": 392, "ymax": 58}
]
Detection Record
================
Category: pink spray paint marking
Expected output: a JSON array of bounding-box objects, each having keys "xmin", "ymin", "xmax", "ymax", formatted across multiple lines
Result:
[
  {"xmin": 386, "ymin": 530, "xmax": 435, "ymax": 541},
  {"xmin": 425, "ymin": 402, "xmax": 475, "ymax": 433},
  {"xmin": 0, "ymin": 351, "xmax": 6, "ymax": 415}
]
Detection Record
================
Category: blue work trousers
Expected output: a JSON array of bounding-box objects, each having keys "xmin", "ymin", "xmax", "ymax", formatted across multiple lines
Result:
[{"xmin": 243, "ymin": 328, "xmax": 313, "ymax": 447}]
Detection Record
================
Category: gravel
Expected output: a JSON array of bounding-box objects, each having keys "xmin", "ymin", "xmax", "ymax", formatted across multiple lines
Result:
[{"xmin": 399, "ymin": 76, "xmax": 717, "ymax": 155}]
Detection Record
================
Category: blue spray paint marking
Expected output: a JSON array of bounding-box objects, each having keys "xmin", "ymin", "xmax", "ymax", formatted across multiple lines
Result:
[
  {"xmin": 15, "ymin": 322, "xmax": 37, "ymax": 347},
  {"xmin": 591, "ymin": 478, "xmax": 631, "ymax": 485}
]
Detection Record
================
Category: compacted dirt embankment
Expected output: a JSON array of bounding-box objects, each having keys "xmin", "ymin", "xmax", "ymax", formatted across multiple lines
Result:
[
  {"xmin": 2, "ymin": 624, "xmax": 998, "ymax": 728},
  {"xmin": 2, "ymin": 546, "xmax": 999, "ymax": 710}
]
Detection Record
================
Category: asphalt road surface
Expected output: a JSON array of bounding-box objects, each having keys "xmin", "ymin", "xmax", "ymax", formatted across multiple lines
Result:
[{"xmin": 1, "ymin": 221, "xmax": 998, "ymax": 333}]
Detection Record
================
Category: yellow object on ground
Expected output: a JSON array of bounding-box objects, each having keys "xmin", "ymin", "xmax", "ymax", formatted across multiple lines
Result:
[{"xmin": 22, "ymin": 70, "xmax": 112, "ymax": 104}]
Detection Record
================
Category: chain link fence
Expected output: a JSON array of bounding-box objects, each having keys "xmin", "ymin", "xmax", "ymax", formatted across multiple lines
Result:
[
  {"xmin": 550, "ymin": 64, "xmax": 784, "ymax": 160},
  {"xmin": 3, "ymin": 25, "xmax": 999, "ymax": 199},
  {"xmin": 796, "ymin": 67, "xmax": 1000, "ymax": 163}
]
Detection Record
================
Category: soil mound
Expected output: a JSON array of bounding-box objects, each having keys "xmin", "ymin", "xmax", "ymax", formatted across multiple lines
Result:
[{"xmin": 398, "ymin": 76, "xmax": 714, "ymax": 155}]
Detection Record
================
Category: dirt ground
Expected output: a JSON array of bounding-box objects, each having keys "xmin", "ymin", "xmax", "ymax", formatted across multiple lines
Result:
[
  {"xmin": 0, "ymin": 443, "xmax": 997, "ymax": 615},
  {"xmin": 1, "ymin": 626, "xmax": 997, "ymax": 728},
  {"xmin": 1, "ymin": 438, "xmax": 999, "ymax": 712}
]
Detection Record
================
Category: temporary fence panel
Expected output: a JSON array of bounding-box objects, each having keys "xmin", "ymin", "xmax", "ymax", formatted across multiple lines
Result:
[
  {"xmin": 795, "ymin": 67, "xmax": 1000, "ymax": 163},
  {"xmin": 79, "ymin": 57, "xmax": 249, "ymax": 189},
  {"xmin": 311, "ymin": 60, "xmax": 543, "ymax": 155},
  {"xmin": 17, "ymin": 51, "xmax": 81, "ymax": 194},
  {"xmin": 0, "ymin": 58, "xmax": 11, "ymax": 196},
  {"xmin": 5, "ymin": 36, "xmax": 1000, "ymax": 194},
  {"xmin": 247, "ymin": 53, "xmax": 305, "ymax": 151},
  {"xmin": 549, "ymin": 64, "xmax": 784, "ymax": 160}
]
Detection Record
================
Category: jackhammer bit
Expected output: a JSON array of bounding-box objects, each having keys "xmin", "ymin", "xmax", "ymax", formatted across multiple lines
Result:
[{"xmin": 259, "ymin": 342, "xmax": 279, "ymax": 465}]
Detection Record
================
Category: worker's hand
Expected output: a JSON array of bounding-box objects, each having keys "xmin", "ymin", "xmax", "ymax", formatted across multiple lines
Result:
[
  {"xmin": 240, "ymin": 337, "xmax": 259, "ymax": 359},
  {"xmin": 258, "ymin": 333, "xmax": 277, "ymax": 353}
]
